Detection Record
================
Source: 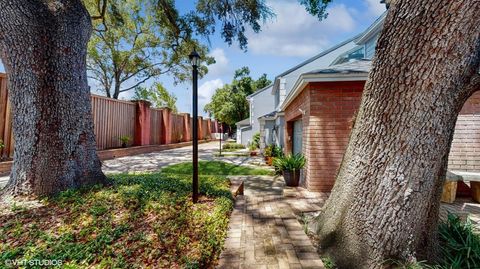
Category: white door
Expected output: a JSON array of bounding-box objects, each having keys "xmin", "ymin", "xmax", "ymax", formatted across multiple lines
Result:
[{"xmin": 293, "ymin": 120, "xmax": 303, "ymax": 155}]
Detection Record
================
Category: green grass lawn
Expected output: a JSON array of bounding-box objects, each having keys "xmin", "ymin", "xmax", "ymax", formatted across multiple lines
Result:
[
  {"xmin": 0, "ymin": 173, "xmax": 233, "ymax": 269},
  {"xmin": 162, "ymin": 161, "xmax": 273, "ymax": 176}
]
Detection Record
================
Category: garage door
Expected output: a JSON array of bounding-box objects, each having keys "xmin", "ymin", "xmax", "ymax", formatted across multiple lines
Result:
[{"xmin": 293, "ymin": 120, "xmax": 303, "ymax": 155}]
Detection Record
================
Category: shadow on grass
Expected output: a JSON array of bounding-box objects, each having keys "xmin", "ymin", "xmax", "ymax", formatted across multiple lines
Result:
[{"xmin": 0, "ymin": 172, "xmax": 233, "ymax": 269}]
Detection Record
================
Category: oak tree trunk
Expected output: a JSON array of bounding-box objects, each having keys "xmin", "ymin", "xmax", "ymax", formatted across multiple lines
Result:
[
  {"xmin": 0, "ymin": 0, "xmax": 107, "ymax": 197},
  {"xmin": 316, "ymin": 1, "xmax": 480, "ymax": 268}
]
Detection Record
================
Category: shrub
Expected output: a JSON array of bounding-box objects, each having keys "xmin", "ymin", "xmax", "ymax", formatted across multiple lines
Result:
[
  {"xmin": 118, "ymin": 135, "xmax": 132, "ymax": 145},
  {"xmin": 222, "ymin": 143, "xmax": 245, "ymax": 150},
  {"xmin": 436, "ymin": 214, "xmax": 480, "ymax": 269},
  {"xmin": 0, "ymin": 172, "xmax": 234, "ymax": 268},
  {"xmin": 382, "ymin": 214, "xmax": 480, "ymax": 269},
  {"xmin": 252, "ymin": 132, "xmax": 260, "ymax": 149},
  {"xmin": 265, "ymin": 144, "xmax": 284, "ymax": 158},
  {"xmin": 273, "ymin": 145, "xmax": 284, "ymax": 158},
  {"xmin": 264, "ymin": 145, "xmax": 273, "ymax": 157},
  {"xmin": 273, "ymin": 154, "xmax": 306, "ymax": 172},
  {"xmin": 0, "ymin": 139, "xmax": 4, "ymax": 149}
]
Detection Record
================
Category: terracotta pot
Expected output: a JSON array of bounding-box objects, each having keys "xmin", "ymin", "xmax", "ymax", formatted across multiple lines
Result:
[
  {"xmin": 283, "ymin": 170, "xmax": 300, "ymax": 187},
  {"xmin": 266, "ymin": 157, "xmax": 273, "ymax": 166}
]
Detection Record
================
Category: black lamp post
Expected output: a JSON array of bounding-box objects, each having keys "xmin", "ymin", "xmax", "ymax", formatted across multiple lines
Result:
[{"xmin": 189, "ymin": 49, "xmax": 200, "ymax": 203}]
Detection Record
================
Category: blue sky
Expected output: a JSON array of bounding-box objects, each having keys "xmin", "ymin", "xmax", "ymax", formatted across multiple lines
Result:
[{"xmin": 0, "ymin": 0, "xmax": 385, "ymax": 117}]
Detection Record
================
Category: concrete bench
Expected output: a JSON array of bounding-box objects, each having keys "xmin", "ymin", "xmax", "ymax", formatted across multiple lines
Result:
[{"xmin": 441, "ymin": 171, "xmax": 480, "ymax": 203}]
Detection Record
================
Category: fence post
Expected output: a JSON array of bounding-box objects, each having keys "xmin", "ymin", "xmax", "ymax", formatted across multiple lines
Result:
[
  {"xmin": 213, "ymin": 120, "xmax": 218, "ymax": 134},
  {"xmin": 197, "ymin": 116, "xmax": 203, "ymax": 140},
  {"xmin": 133, "ymin": 100, "xmax": 151, "ymax": 146},
  {"xmin": 161, "ymin": 108, "xmax": 172, "ymax": 144},
  {"xmin": 181, "ymin": 113, "xmax": 190, "ymax": 142},
  {"xmin": 206, "ymin": 118, "xmax": 212, "ymax": 139}
]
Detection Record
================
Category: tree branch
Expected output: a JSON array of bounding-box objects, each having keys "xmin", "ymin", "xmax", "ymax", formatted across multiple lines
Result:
[
  {"xmin": 119, "ymin": 76, "xmax": 155, "ymax": 93},
  {"xmin": 466, "ymin": 72, "xmax": 480, "ymax": 95},
  {"xmin": 120, "ymin": 62, "xmax": 165, "ymax": 83},
  {"xmin": 91, "ymin": 0, "xmax": 107, "ymax": 20}
]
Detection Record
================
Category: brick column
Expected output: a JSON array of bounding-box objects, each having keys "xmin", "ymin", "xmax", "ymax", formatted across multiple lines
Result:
[
  {"xmin": 207, "ymin": 118, "xmax": 212, "ymax": 139},
  {"xmin": 197, "ymin": 116, "xmax": 203, "ymax": 140},
  {"xmin": 134, "ymin": 100, "xmax": 151, "ymax": 146},
  {"xmin": 181, "ymin": 113, "xmax": 191, "ymax": 142},
  {"xmin": 161, "ymin": 108, "xmax": 172, "ymax": 144}
]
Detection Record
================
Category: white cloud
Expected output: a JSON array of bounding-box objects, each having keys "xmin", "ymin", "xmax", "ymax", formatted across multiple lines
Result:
[
  {"xmin": 206, "ymin": 48, "xmax": 229, "ymax": 77},
  {"xmin": 198, "ymin": 78, "xmax": 224, "ymax": 111},
  {"xmin": 246, "ymin": 2, "xmax": 356, "ymax": 57},
  {"xmin": 364, "ymin": 0, "xmax": 386, "ymax": 17}
]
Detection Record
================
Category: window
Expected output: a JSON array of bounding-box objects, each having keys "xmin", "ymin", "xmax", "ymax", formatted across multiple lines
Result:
[{"xmin": 331, "ymin": 46, "xmax": 365, "ymax": 66}]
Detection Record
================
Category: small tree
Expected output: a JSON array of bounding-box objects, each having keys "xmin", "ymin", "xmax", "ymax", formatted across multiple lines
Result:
[
  {"xmin": 204, "ymin": 67, "xmax": 271, "ymax": 126},
  {"xmin": 133, "ymin": 82, "xmax": 178, "ymax": 113},
  {"xmin": 85, "ymin": 0, "xmax": 213, "ymax": 99}
]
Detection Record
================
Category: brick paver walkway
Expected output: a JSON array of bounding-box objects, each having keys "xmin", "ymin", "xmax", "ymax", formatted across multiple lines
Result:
[{"xmin": 218, "ymin": 176, "xmax": 328, "ymax": 269}]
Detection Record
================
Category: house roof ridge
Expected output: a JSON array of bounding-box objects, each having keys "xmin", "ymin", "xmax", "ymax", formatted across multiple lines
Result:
[
  {"xmin": 246, "ymin": 83, "xmax": 273, "ymax": 98},
  {"xmin": 305, "ymin": 59, "xmax": 372, "ymax": 75},
  {"xmin": 274, "ymin": 33, "xmax": 363, "ymax": 79}
]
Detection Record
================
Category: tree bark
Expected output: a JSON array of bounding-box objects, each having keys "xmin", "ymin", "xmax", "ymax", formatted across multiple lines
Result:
[
  {"xmin": 315, "ymin": 1, "xmax": 480, "ymax": 268},
  {"xmin": 0, "ymin": 0, "xmax": 107, "ymax": 197}
]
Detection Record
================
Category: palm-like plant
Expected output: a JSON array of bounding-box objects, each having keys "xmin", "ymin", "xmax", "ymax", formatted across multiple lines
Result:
[{"xmin": 273, "ymin": 154, "xmax": 306, "ymax": 172}]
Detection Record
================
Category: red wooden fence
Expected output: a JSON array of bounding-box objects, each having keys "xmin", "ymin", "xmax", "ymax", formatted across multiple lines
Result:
[{"xmin": 0, "ymin": 73, "xmax": 220, "ymax": 159}]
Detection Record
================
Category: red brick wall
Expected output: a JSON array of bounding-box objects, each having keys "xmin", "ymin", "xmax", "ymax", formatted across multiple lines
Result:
[
  {"xmin": 285, "ymin": 82, "xmax": 480, "ymax": 193},
  {"xmin": 449, "ymin": 91, "xmax": 480, "ymax": 171},
  {"xmin": 306, "ymin": 85, "xmax": 363, "ymax": 192},
  {"xmin": 284, "ymin": 81, "xmax": 364, "ymax": 192},
  {"xmin": 284, "ymin": 88, "xmax": 310, "ymax": 155}
]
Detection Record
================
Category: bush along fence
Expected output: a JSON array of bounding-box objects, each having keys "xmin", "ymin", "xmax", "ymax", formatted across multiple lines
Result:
[{"xmin": 0, "ymin": 73, "xmax": 223, "ymax": 160}]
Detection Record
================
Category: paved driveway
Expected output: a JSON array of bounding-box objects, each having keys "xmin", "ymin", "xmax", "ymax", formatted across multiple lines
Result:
[
  {"xmin": 102, "ymin": 142, "xmax": 261, "ymax": 174},
  {"xmin": 0, "ymin": 142, "xmax": 264, "ymax": 189}
]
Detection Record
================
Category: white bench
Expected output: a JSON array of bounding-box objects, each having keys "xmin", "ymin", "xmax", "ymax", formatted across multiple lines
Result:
[{"xmin": 441, "ymin": 171, "xmax": 480, "ymax": 203}]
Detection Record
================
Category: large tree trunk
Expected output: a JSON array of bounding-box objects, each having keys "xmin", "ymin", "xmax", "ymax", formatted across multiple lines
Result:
[
  {"xmin": 0, "ymin": 0, "xmax": 107, "ymax": 197},
  {"xmin": 316, "ymin": 1, "xmax": 480, "ymax": 268}
]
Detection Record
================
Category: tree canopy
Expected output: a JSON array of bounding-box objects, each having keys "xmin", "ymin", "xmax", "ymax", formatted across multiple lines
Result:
[
  {"xmin": 204, "ymin": 67, "xmax": 271, "ymax": 126},
  {"xmin": 133, "ymin": 82, "xmax": 178, "ymax": 113},
  {"xmin": 85, "ymin": 0, "xmax": 213, "ymax": 99},
  {"xmin": 83, "ymin": 0, "xmax": 334, "ymax": 99}
]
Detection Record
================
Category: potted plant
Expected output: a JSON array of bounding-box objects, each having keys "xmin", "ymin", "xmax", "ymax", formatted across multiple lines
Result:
[
  {"xmin": 272, "ymin": 145, "xmax": 284, "ymax": 159},
  {"xmin": 273, "ymin": 154, "xmax": 306, "ymax": 187},
  {"xmin": 248, "ymin": 143, "xmax": 257, "ymax": 156},
  {"xmin": 119, "ymin": 135, "xmax": 131, "ymax": 148},
  {"xmin": 271, "ymin": 145, "xmax": 284, "ymax": 166},
  {"xmin": 264, "ymin": 144, "xmax": 274, "ymax": 165}
]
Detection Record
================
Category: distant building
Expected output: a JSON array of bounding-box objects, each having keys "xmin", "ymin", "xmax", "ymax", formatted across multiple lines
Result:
[{"xmin": 236, "ymin": 84, "xmax": 274, "ymax": 146}]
